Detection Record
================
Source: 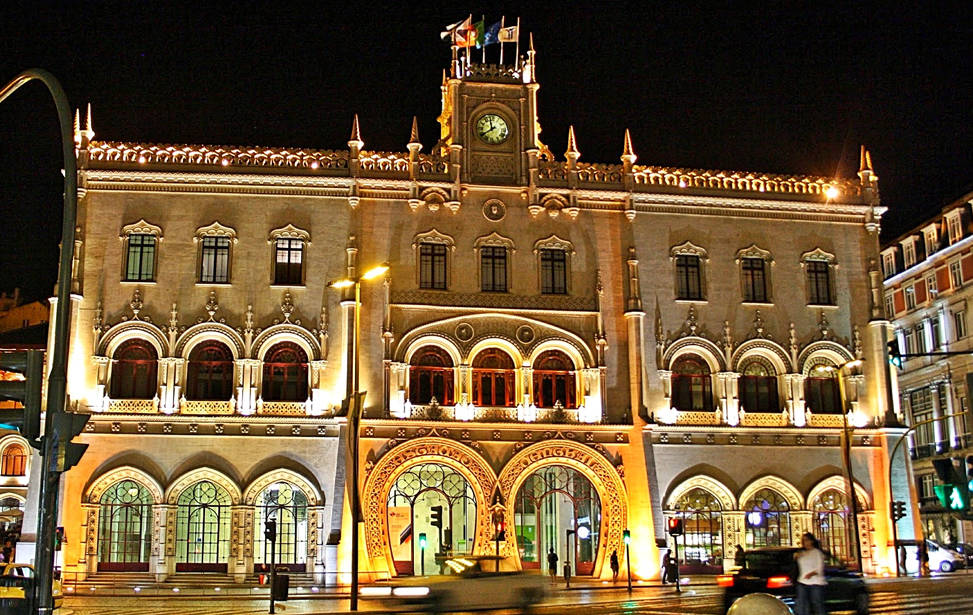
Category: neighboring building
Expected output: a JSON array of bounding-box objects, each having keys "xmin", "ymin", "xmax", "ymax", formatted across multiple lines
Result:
[
  {"xmin": 22, "ymin": 35, "xmax": 912, "ymax": 585},
  {"xmin": 0, "ymin": 290, "xmax": 48, "ymax": 334},
  {"xmin": 881, "ymin": 188, "xmax": 973, "ymax": 546}
]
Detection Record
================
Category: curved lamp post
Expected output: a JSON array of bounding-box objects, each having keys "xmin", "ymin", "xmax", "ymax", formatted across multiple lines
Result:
[
  {"xmin": 0, "ymin": 69, "xmax": 77, "ymax": 615},
  {"xmin": 328, "ymin": 263, "xmax": 388, "ymax": 610}
]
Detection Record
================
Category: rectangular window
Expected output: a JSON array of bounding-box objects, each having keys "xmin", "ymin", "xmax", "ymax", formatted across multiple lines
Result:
[
  {"xmin": 419, "ymin": 243, "xmax": 448, "ymax": 290},
  {"xmin": 910, "ymin": 388, "xmax": 935, "ymax": 456},
  {"xmin": 926, "ymin": 274, "xmax": 938, "ymax": 297},
  {"xmin": 950, "ymin": 261, "xmax": 963, "ymax": 288},
  {"xmin": 480, "ymin": 246, "xmax": 508, "ymax": 292},
  {"xmin": 125, "ymin": 234, "xmax": 156, "ymax": 281},
  {"xmin": 741, "ymin": 257, "xmax": 768, "ymax": 303},
  {"xmin": 948, "ymin": 215, "xmax": 963, "ymax": 244},
  {"xmin": 904, "ymin": 285, "xmax": 916, "ymax": 310},
  {"xmin": 806, "ymin": 261, "xmax": 834, "ymax": 305},
  {"xmin": 903, "ymin": 330, "xmax": 915, "ymax": 355},
  {"xmin": 884, "ymin": 294, "xmax": 895, "ymax": 318},
  {"xmin": 882, "ymin": 253, "xmax": 896, "ymax": 278},
  {"xmin": 931, "ymin": 316, "xmax": 942, "ymax": 350},
  {"xmin": 675, "ymin": 255, "xmax": 702, "ymax": 300},
  {"xmin": 903, "ymin": 242, "xmax": 916, "ymax": 268},
  {"xmin": 920, "ymin": 474, "xmax": 935, "ymax": 500},
  {"xmin": 954, "ymin": 310, "xmax": 967, "ymax": 339},
  {"xmin": 925, "ymin": 232, "xmax": 938, "ymax": 256},
  {"xmin": 540, "ymin": 249, "xmax": 568, "ymax": 295},
  {"xmin": 914, "ymin": 323, "xmax": 927, "ymax": 354},
  {"xmin": 200, "ymin": 237, "xmax": 230, "ymax": 284},
  {"xmin": 273, "ymin": 238, "xmax": 304, "ymax": 286}
]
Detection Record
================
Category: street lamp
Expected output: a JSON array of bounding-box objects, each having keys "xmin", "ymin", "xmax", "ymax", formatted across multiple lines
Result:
[
  {"xmin": 327, "ymin": 262, "xmax": 388, "ymax": 611},
  {"xmin": 815, "ymin": 359, "xmax": 864, "ymax": 573},
  {"xmin": 622, "ymin": 529, "xmax": 632, "ymax": 593}
]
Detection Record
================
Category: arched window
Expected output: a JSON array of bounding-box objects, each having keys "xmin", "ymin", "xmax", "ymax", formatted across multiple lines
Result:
[
  {"xmin": 532, "ymin": 350, "xmax": 577, "ymax": 409},
  {"xmin": 262, "ymin": 342, "xmax": 309, "ymax": 402},
  {"xmin": 186, "ymin": 342, "xmax": 235, "ymax": 401},
  {"xmin": 472, "ymin": 349, "xmax": 516, "ymax": 407},
  {"xmin": 0, "ymin": 444, "xmax": 27, "ymax": 477},
  {"xmin": 671, "ymin": 354, "xmax": 713, "ymax": 412},
  {"xmin": 744, "ymin": 488, "xmax": 791, "ymax": 547},
  {"xmin": 110, "ymin": 339, "xmax": 158, "ymax": 400},
  {"xmin": 254, "ymin": 482, "xmax": 309, "ymax": 572},
  {"xmin": 669, "ymin": 488, "xmax": 723, "ymax": 573},
  {"xmin": 97, "ymin": 480, "xmax": 153, "ymax": 571},
  {"xmin": 739, "ymin": 357, "xmax": 779, "ymax": 413},
  {"xmin": 409, "ymin": 346, "xmax": 454, "ymax": 405},
  {"xmin": 811, "ymin": 488, "xmax": 861, "ymax": 564},
  {"xmin": 805, "ymin": 361, "xmax": 842, "ymax": 414},
  {"xmin": 175, "ymin": 480, "xmax": 232, "ymax": 571}
]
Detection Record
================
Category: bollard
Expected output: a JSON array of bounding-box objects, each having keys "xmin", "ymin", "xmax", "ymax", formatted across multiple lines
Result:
[
  {"xmin": 563, "ymin": 562, "xmax": 571, "ymax": 588},
  {"xmin": 726, "ymin": 593, "xmax": 792, "ymax": 615}
]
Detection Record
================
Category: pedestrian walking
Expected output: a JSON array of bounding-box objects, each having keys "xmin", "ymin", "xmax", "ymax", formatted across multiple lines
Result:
[
  {"xmin": 734, "ymin": 544, "xmax": 745, "ymax": 568},
  {"xmin": 794, "ymin": 532, "xmax": 827, "ymax": 615},
  {"xmin": 661, "ymin": 548, "xmax": 674, "ymax": 584},
  {"xmin": 610, "ymin": 549, "xmax": 620, "ymax": 582},
  {"xmin": 547, "ymin": 547, "xmax": 559, "ymax": 584}
]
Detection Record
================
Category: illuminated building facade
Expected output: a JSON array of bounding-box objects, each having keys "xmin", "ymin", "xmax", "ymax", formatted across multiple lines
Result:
[
  {"xmin": 23, "ymin": 37, "xmax": 915, "ymax": 583},
  {"xmin": 881, "ymin": 188, "xmax": 973, "ymax": 547}
]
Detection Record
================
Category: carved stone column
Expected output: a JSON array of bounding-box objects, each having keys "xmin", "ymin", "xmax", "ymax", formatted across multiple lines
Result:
[
  {"xmin": 388, "ymin": 362, "xmax": 409, "ymax": 418},
  {"xmin": 235, "ymin": 358, "xmax": 261, "ymax": 415},
  {"xmin": 158, "ymin": 357, "xmax": 184, "ymax": 414},
  {"xmin": 944, "ymin": 377, "xmax": 961, "ymax": 449},
  {"xmin": 931, "ymin": 381, "xmax": 946, "ymax": 453},
  {"xmin": 79, "ymin": 503, "xmax": 99, "ymax": 578},
  {"xmin": 722, "ymin": 511, "xmax": 745, "ymax": 571},
  {"xmin": 717, "ymin": 372, "xmax": 740, "ymax": 426},
  {"xmin": 157, "ymin": 503, "xmax": 176, "ymax": 582},
  {"xmin": 859, "ymin": 512, "xmax": 875, "ymax": 573},
  {"xmin": 92, "ymin": 355, "xmax": 111, "ymax": 411},
  {"xmin": 310, "ymin": 360, "xmax": 329, "ymax": 415},
  {"xmin": 791, "ymin": 511, "xmax": 814, "ymax": 545},
  {"xmin": 785, "ymin": 374, "xmax": 807, "ymax": 427},
  {"xmin": 580, "ymin": 367, "xmax": 603, "ymax": 423},
  {"xmin": 309, "ymin": 506, "xmax": 326, "ymax": 583},
  {"xmin": 230, "ymin": 505, "xmax": 251, "ymax": 583}
]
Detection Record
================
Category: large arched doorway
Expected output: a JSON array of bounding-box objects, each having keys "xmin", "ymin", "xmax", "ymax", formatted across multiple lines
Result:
[
  {"xmin": 386, "ymin": 463, "xmax": 477, "ymax": 575},
  {"xmin": 254, "ymin": 482, "xmax": 309, "ymax": 573},
  {"xmin": 97, "ymin": 480, "xmax": 153, "ymax": 571},
  {"xmin": 744, "ymin": 488, "xmax": 791, "ymax": 547},
  {"xmin": 175, "ymin": 480, "xmax": 232, "ymax": 572},
  {"xmin": 514, "ymin": 465, "xmax": 600, "ymax": 575},
  {"xmin": 669, "ymin": 488, "xmax": 724, "ymax": 574},
  {"xmin": 811, "ymin": 488, "xmax": 863, "ymax": 565}
]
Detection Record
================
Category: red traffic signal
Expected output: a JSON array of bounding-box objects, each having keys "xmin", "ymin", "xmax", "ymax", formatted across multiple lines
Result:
[{"xmin": 667, "ymin": 517, "xmax": 684, "ymax": 536}]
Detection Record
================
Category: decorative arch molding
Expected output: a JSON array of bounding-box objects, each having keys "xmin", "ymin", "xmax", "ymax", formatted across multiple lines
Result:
[
  {"xmin": 665, "ymin": 475, "xmax": 737, "ymax": 510},
  {"xmin": 98, "ymin": 321, "xmax": 169, "ymax": 358},
  {"xmin": 669, "ymin": 241, "xmax": 708, "ymax": 260},
  {"xmin": 0, "ymin": 493, "xmax": 25, "ymax": 504},
  {"xmin": 0, "ymin": 434, "xmax": 32, "ymax": 456},
  {"xmin": 412, "ymin": 229, "xmax": 456, "ymax": 251},
  {"xmin": 533, "ymin": 234, "xmax": 575, "ymax": 254},
  {"xmin": 800, "ymin": 247, "xmax": 836, "ymax": 265},
  {"xmin": 662, "ymin": 337, "xmax": 726, "ymax": 372},
  {"xmin": 120, "ymin": 219, "xmax": 163, "ymax": 239},
  {"xmin": 268, "ymin": 224, "xmax": 310, "ymax": 243},
  {"xmin": 731, "ymin": 340, "xmax": 792, "ymax": 374},
  {"xmin": 806, "ymin": 475, "xmax": 871, "ymax": 510},
  {"xmin": 402, "ymin": 334, "xmax": 463, "ymax": 367},
  {"xmin": 165, "ymin": 467, "xmax": 242, "ymax": 505},
  {"xmin": 527, "ymin": 338, "xmax": 587, "ymax": 370},
  {"xmin": 361, "ymin": 438, "xmax": 497, "ymax": 576},
  {"xmin": 174, "ymin": 322, "xmax": 246, "ymax": 360},
  {"xmin": 85, "ymin": 465, "xmax": 166, "ymax": 505},
  {"xmin": 473, "ymin": 232, "xmax": 516, "ymax": 253},
  {"xmin": 735, "ymin": 244, "xmax": 772, "ymax": 263},
  {"xmin": 540, "ymin": 193, "xmax": 569, "ymax": 209},
  {"xmin": 194, "ymin": 221, "xmax": 238, "ymax": 244},
  {"xmin": 798, "ymin": 341, "xmax": 854, "ymax": 375},
  {"xmin": 468, "ymin": 336, "xmax": 526, "ymax": 367},
  {"xmin": 252, "ymin": 324, "xmax": 321, "ymax": 361},
  {"xmin": 243, "ymin": 468, "xmax": 322, "ymax": 507},
  {"xmin": 739, "ymin": 475, "xmax": 805, "ymax": 510}
]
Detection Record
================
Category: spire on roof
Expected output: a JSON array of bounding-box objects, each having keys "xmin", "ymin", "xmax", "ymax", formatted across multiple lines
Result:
[
  {"xmin": 621, "ymin": 129, "xmax": 636, "ymax": 164},
  {"xmin": 409, "ymin": 116, "xmax": 420, "ymax": 145},
  {"xmin": 85, "ymin": 102, "xmax": 94, "ymax": 138},
  {"xmin": 73, "ymin": 109, "xmax": 81, "ymax": 146},
  {"xmin": 349, "ymin": 114, "xmax": 363, "ymax": 149},
  {"xmin": 565, "ymin": 125, "xmax": 579, "ymax": 159},
  {"xmin": 859, "ymin": 145, "xmax": 873, "ymax": 173}
]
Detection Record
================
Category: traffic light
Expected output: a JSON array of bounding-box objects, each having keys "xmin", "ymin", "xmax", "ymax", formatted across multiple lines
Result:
[
  {"xmin": 51, "ymin": 411, "xmax": 90, "ymax": 472},
  {"xmin": 623, "ymin": 529, "xmax": 631, "ymax": 545},
  {"xmin": 53, "ymin": 527, "xmax": 65, "ymax": 551},
  {"xmin": 667, "ymin": 517, "xmax": 684, "ymax": 536},
  {"xmin": 966, "ymin": 456, "xmax": 973, "ymax": 519},
  {"xmin": 891, "ymin": 500, "xmax": 906, "ymax": 522},
  {"xmin": 494, "ymin": 518, "xmax": 506, "ymax": 542},
  {"xmin": 430, "ymin": 505, "xmax": 443, "ymax": 529},
  {"xmin": 0, "ymin": 350, "xmax": 44, "ymax": 447},
  {"xmin": 419, "ymin": 532, "xmax": 427, "ymax": 549},
  {"xmin": 887, "ymin": 339, "xmax": 903, "ymax": 368},
  {"xmin": 264, "ymin": 519, "xmax": 277, "ymax": 542}
]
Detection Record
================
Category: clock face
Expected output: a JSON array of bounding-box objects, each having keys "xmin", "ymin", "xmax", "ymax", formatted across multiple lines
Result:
[{"xmin": 475, "ymin": 114, "xmax": 510, "ymax": 145}]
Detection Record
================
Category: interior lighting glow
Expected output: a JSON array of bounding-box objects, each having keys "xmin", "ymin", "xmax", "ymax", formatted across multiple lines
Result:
[{"xmin": 826, "ymin": 186, "xmax": 840, "ymax": 199}]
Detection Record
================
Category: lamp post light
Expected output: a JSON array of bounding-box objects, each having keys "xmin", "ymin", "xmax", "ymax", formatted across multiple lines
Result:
[
  {"xmin": 816, "ymin": 359, "xmax": 864, "ymax": 573},
  {"xmin": 328, "ymin": 263, "xmax": 389, "ymax": 612},
  {"xmin": 622, "ymin": 529, "xmax": 632, "ymax": 593}
]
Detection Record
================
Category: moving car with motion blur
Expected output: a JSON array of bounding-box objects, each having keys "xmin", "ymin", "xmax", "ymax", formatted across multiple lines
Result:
[
  {"xmin": 0, "ymin": 563, "xmax": 63, "ymax": 610},
  {"xmin": 719, "ymin": 547, "xmax": 868, "ymax": 615},
  {"xmin": 361, "ymin": 555, "xmax": 547, "ymax": 612}
]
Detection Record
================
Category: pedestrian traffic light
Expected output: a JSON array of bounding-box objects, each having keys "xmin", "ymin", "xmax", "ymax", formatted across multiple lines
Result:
[
  {"xmin": 887, "ymin": 339, "xmax": 902, "ymax": 368},
  {"xmin": 494, "ymin": 518, "xmax": 506, "ymax": 542},
  {"xmin": 53, "ymin": 527, "xmax": 64, "ymax": 551},
  {"xmin": 623, "ymin": 529, "xmax": 631, "ymax": 545},
  {"xmin": 419, "ymin": 533, "xmax": 427, "ymax": 549},
  {"xmin": 890, "ymin": 500, "xmax": 906, "ymax": 522},
  {"xmin": 51, "ymin": 411, "xmax": 90, "ymax": 472},
  {"xmin": 430, "ymin": 505, "xmax": 443, "ymax": 529},
  {"xmin": 264, "ymin": 519, "xmax": 277, "ymax": 542},
  {"xmin": 0, "ymin": 350, "xmax": 44, "ymax": 447},
  {"xmin": 667, "ymin": 517, "xmax": 684, "ymax": 536}
]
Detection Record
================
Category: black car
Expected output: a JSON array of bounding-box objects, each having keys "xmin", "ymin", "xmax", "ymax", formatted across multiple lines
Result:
[
  {"xmin": 947, "ymin": 542, "xmax": 973, "ymax": 568},
  {"xmin": 720, "ymin": 547, "xmax": 868, "ymax": 615}
]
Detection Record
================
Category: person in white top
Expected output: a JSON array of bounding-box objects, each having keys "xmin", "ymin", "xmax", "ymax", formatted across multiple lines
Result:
[{"xmin": 794, "ymin": 532, "xmax": 827, "ymax": 615}]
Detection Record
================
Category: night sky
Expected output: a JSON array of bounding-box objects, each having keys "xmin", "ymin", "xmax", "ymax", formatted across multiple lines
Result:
[{"xmin": 1, "ymin": 2, "xmax": 970, "ymax": 303}]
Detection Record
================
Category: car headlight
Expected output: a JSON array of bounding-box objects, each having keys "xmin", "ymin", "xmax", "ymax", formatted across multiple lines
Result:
[
  {"xmin": 359, "ymin": 586, "xmax": 392, "ymax": 597},
  {"xmin": 393, "ymin": 586, "xmax": 431, "ymax": 597}
]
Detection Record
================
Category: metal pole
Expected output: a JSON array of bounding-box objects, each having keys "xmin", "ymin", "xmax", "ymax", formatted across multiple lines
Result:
[
  {"xmin": 674, "ymin": 541, "xmax": 680, "ymax": 593},
  {"xmin": 269, "ymin": 532, "xmax": 276, "ymax": 615},
  {"xmin": 625, "ymin": 542, "xmax": 632, "ymax": 593},
  {"xmin": 891, "ymin": 505, "xmax": 901, "ymax": 578},
  {"xmin": 350, "ymin": 279, "xmax": 361, "ymax": 610},
  {"xmin": 0, "ymin": 69, "xmax": 77, "ymax": 615}
]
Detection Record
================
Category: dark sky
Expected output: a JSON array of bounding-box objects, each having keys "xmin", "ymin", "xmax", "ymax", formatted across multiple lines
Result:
[{"xmin": 1, "ymin": 1, "xmax": 970, "ymax": 302}]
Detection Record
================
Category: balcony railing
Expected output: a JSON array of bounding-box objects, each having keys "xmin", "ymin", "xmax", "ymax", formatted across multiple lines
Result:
[{"xmin": 401, "ymin": 402, "xmax": 586, "ymax": 424}]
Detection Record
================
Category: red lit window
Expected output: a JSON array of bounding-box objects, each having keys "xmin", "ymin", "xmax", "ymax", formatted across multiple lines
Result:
[
  {"xmin": 472, "ymin": 349, "xmax": 516, "ymax": 407},
  {"xmin": 110, "ymin": 339, "xmax": 159, "ymax": 400}
]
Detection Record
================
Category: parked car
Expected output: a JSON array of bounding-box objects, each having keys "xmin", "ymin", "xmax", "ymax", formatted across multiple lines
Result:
[
  {"xmin": 361, "ymin": 555, "xmax": 547, "ymax": 612},
  {"xmin": 0, "ymin": 563, "xmax": 63, "ymax": 609},
  {"xmin": 719, "ymin": 547, "xmax": 868, "ymax": 615},
  {"xmin": 946, "ymin": 542, "xmax": 973, "ymax": 567},
  {"xmin": 926, "ymin": 540, "xmax": 966, "ymax": 573}
]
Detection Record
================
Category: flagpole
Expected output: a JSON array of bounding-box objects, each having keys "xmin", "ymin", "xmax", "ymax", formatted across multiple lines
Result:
[
  {"xmin": 499, "ymin": 16, "xmax": 505, "ymax": 66},
  {"xmin": 515, "ymin": 17, "xmax": 521, "ymax": 71}
]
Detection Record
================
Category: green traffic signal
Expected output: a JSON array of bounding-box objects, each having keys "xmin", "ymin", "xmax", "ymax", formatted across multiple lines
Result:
[
  {"xmin": 0, "ymin": 350, "xmax": 44, "ymax": 446},
  {"xmin": 887, "ymin": 339, "xmax": 903, "ymax": 368},
  {"xmin": 623, "ymin": 529, "xmax": 631, "ymax": 545},
  {"xmin": 934, "ymin": 484, "xmax": 968, "ymax": 511},
  {"xmin": 419, "ymin": 532, "xmax": 427, "ymax": 549}
]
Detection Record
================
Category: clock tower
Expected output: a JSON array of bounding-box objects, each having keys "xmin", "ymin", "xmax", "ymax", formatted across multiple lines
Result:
[{"xmin": 436, "ymin": 38, "xmax": 548, "ymax": 187}]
